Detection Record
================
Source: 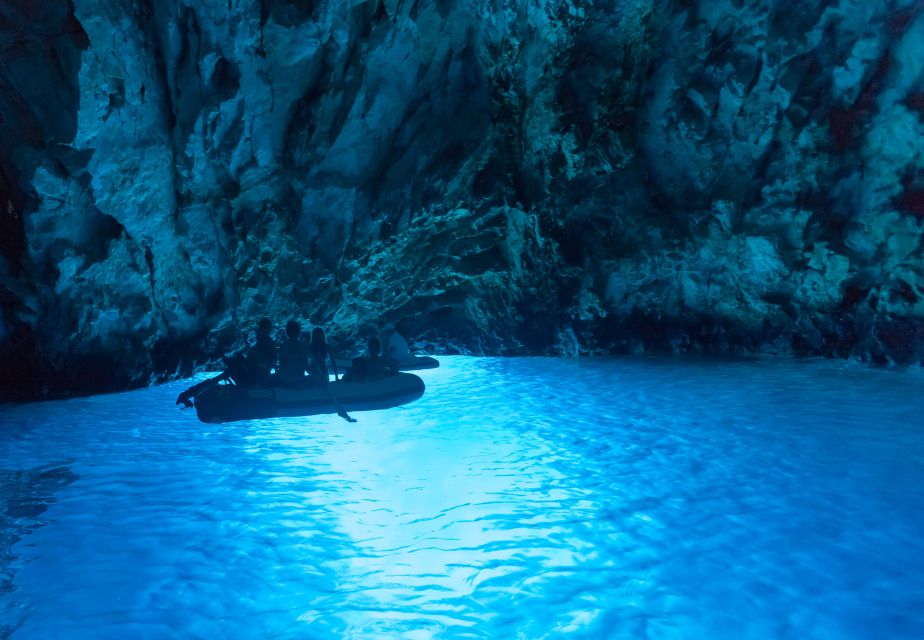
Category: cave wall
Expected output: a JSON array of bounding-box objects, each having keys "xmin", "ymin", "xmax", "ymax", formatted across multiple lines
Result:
[{"xmin": 1, "ymin": 0, "xmax": 923, "ymax": 399}]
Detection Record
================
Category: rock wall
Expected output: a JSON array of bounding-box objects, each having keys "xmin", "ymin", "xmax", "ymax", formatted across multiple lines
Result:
[{"xmin": 1, "ymin": 0, "xmax": 923, "ymax": 400}]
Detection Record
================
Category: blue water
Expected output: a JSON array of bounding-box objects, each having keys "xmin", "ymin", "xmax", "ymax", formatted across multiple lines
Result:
[{"xmin": 1, "ymin": 356, "xmax": 923, "ymax": 639}]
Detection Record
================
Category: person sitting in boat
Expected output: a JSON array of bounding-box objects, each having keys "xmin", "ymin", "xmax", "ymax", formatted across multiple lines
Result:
[
  {"xmin": 384, "ymin": 321, "xmax": 410, "ymax": 363},
  {"xmin": 308, "ymin": 327, "xmax": 339, "ymax": 385},
  {"xmin": 247, "ymin": 317, "xmax": 276, "ymax": 384},
  {"xmin": 277, "ymin": 320, "xmax": 310, "ymax": 388},
  {"xmin": 175, "ymin": 320, "xmax": 267, "ymax": 407},
  {"xmin": 342, "ymin": 337, "xmax": 398, "ymax": 383}
]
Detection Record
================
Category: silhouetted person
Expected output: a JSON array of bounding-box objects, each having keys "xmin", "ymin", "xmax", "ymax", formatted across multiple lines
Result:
[
  {"xmin": 176, "ymin": 320, "xmax": 264, "ymax": 407},
  {"xmin": 342, "ymin": 337, "xmax": 398, "ymax": 383},
  {"xmin": 277, "ymin": 320, "xmax": 309, "ymax": 388},
  {"xmin": 308, "ymin": 327, "xmax": 339, "ymax": 385},
  {"xmin": 385, "ymin": 321, "xmax": 410, "ymax": 362},
  {"xmin": 247, "ymin": 317, "xmax": 276, "ymax": 384}
]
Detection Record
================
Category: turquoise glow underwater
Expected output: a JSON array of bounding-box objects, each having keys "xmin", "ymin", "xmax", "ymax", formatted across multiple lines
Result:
[{"xmin": 1, "ymin": 356, "xmax": 923, "ymax": 638}]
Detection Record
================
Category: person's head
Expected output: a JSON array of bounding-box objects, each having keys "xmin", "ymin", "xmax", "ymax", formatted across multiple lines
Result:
[
  {"xmin": 257, "ymin": 318, "xmax": 272, "ymax": 337},
  {"xmin": 367, "ymin": 337, "xmax": 381, "ymax": 357},
  {"xmin": 285, "ymin": 320, "xmax": 300, "ymax": 340},
  {"xmin": 383, "ymin": 322, "xmax": 396, "ymax": 335}
]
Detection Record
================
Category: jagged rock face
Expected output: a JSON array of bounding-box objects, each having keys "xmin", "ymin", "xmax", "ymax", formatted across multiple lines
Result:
[{"xmin": 1, "ymin": 0, "xmax": 923, "ymax": 400}]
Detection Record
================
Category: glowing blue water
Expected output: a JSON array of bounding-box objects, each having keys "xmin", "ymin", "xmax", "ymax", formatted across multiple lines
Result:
[{"xmin": 1, "ymin": 356, "xmax": 923, "ymax": 639}]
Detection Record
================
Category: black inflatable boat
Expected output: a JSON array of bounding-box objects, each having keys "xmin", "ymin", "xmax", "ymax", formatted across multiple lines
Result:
[
  {"xmin": 335, "ymin": 355, "xmax": 440, "ymax": 372},
  {"xmin": 194, "ymin": 373, "xmax": 426, "ymax": 423}
]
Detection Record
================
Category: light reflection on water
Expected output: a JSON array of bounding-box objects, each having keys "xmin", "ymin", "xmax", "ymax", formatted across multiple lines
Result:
[{"xmin": 1, "ymin": 356, "xmax": 923, "ymax": 639}]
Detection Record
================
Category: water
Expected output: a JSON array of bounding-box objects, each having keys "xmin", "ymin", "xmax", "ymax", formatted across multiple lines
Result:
[{"xmin": 1, "ymin": 356, "xmax": 923, "ymax": 639}]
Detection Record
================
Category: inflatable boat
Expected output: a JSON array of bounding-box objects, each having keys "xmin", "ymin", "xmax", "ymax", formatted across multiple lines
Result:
[
  {"xmin": 335, "ymin": 355, "xmax": 440, "ymax": 372},
  {"xmin": 194, "ymin": 373, "xmax": 426, "ymax": 424}
]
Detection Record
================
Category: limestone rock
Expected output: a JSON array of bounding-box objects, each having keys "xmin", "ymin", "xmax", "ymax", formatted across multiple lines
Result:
[{"xmin": 1, "ymin": 0, "xmax": 923, "ymax": 400}]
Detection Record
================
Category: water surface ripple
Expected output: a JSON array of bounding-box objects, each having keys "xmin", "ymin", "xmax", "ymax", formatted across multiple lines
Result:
[{"xmin": 1, "ymin": 356, "xmax": 923, "ymax": 638}]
